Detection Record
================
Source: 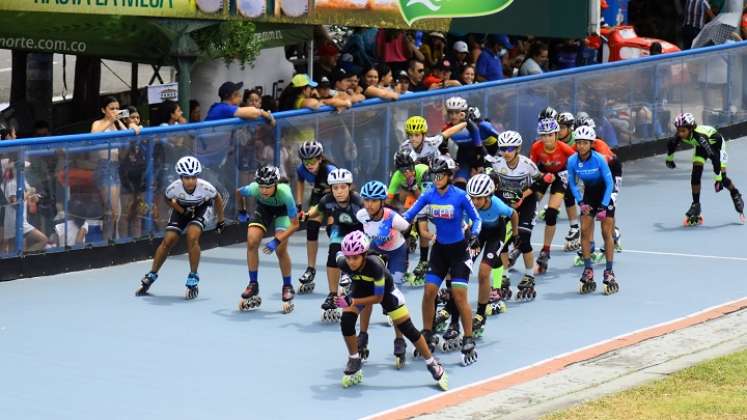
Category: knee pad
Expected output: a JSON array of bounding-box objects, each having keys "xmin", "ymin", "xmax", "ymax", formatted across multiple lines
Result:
[
  {"xmin": 519, "ymin": 231, "xmax": 533, "ymax": 254},
  {"xmin": 544, "ymin": 207, "xmax": 559, "ymax": 226},
  {"xmin": 691, "ymin": 165, "xmax": 704, "ymax": 186},
  {"xmin": 306, "ymin": 220, "xmax": 321, "ymax": 241},
  {"xmin": 340, "ymin": 311, "xmax": 357, "ymax": 337},
  {"xmin": 395, "ymin": 318, "xmax": 421, "ymax": 343}
]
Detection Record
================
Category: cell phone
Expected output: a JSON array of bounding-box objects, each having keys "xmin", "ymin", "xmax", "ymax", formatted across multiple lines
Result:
[{"xmin": 117, "ymin": 109, "xmax": 130, "ymax": 119}]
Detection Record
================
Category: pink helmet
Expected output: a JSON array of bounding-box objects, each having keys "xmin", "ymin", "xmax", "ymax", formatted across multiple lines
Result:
[{"xmin": 341, "ymin": 230, "xmax": 371, "ymax": 256}]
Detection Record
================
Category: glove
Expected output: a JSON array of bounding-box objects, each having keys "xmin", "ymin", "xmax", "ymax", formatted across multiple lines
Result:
[
  {"xmin": 579, "ymin": 202, "xmax": 593, "ymax": 216},
  {"xmin": 467, "ymin": 235, "xmax": 481, "ymax": 258},
  {"xmin": 238, "ymin": 210, "xmax": 249, "ymax": 223},
  {"xmin": 714, "ymin": 174, "xmax": 724, "ymax": 193},
  {"xmin": 665, "ymin": 156, "xmax": 676, "ymax": 169},
  {"xmin": 595, "ymin": 209, "xmax": 607, "ymax": 221},
  {"xmin": 512, "ymin": 196, "xmax": 524, "ymax": 209},
  {"xmin": 543, "ymin": 173, "xmax": 556, "ymax": 184},
  {"xmin": 216, "ymin": 221, "xmax": 225, "ymax": 234},
  {"xmin": 336, "ymin": 294, "xmax": 352, "ymax": 308},
  {"xmin": 262, "ymin": 237, "xmax": 281, "ymax": 255},
  {"xmin": 467, "ymin": 106, "xmax": 481, "ymax": 122}
]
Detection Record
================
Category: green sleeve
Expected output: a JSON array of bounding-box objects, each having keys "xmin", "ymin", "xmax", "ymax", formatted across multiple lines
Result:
[
  {"xmin": 239, "ymin": 182, "xmax": 259, "ymax": 198},
  {"xmin": 387, "ymin": 171, "xmax": 405, "ymax": 195},
  {"xmin": 277, "ymin": 184, "xmax": 298, "ymax": 218},
  {"xmin": 415, "ymin": 164, "xmax": 429, "ymax": 188}
]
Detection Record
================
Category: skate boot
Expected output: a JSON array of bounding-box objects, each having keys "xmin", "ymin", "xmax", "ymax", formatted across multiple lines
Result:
[
  {"xmin": 281, "ymin": 284, "xmax": 295, "ymax": 314},
  {"xmin": 731, "ymin": 190, "xmax": 745, "ymax": 224},
  {"xmin": 341, "ymin": 356, "xmax": 363, "ymax": 388},
  {"xmin": 486, "ymin": 288, "xmax": 507, "ymax": 315},
  {"xmin": 297, "ymin": 267, "xmax": 316, "ymax": 294},
  {"xmin": 683, "ymin": 202, "xmax": 704, "ymax": 226},
  {"xmin": 535, "ymin": 249, "xmax": 550, "ymax": 275},
  {"xmin": 579, "ymin": 267, "xmax": 596, "ymax": 294},
  {"xmin": 427, "ymin": 359, "xmax": 449, "ymax": 391},
  {"xmin": 413, "ymin": 329, "xmax": 437, "ymax": 359},
  {"xmin": 433, "ymin": 307, "xmax": 451, "ymax": 333},
  {"xmin": 185, "ymin": 273, "xmax": 199, "ymax": 300},
  {"xmin": 472, "ymin": 314, "xmax": 486, "ymax": 338},
  {"xmin": 437, "ymin": 325, "xmax": 463, "ymax": 352},
  {"xmin": 574, "ymin": 241, "xmax": 602, "ymax": 266},
  {"xmin": 563, "ymin": 226, "xmax": 581, "ymax": 252},
  {"xmin": 407, "ymin": 229, "xmax": 419, "ymax": 254},
  {"xmin": 500, "ymin": 275, "xmax": 512, "ymax": 301},
  {"xmin": 516, "ymin": 274, "xmax": 537, "ymax": 301},
  {"xmin": 603, "ymin": 269, "xmax": 620, "ymax": 295},
  {"xmin": 405, "ymin": 261, "xmax": 428, "ymax": 287},
  {"xmin": 239, "ymin": 282, "xmax": 262, "ymax": 311},
  {"xmin": 135, "ymin": 272, "xmax": 157, "ymax": 296},
  {"xmin": 321, "ymin": 293, "xmax": 341, "ymax": 322},
  {"xmin": 338, "ymin": 273, "xmax": 352, "ymax": 296},
  {"xmin": 507, "ymin": 247, "xmax": 522, "ymax": 268},
  {"xmin": 394, "ymin": 337, "xmax": 407, "ymax": 369},
  {"xmin": 358, "ymin": 332, "xmax": 370, "ymax": 362},
  {"xmin": 461, "ymin": 336, "xmax": 478, "ymax": 366},
  {"xmin": 613, "ymin": 226, "xmax": 623, "ymax": 252}
]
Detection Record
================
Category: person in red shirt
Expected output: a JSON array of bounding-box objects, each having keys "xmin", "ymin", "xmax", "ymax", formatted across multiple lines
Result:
[
  {"xmin": 530, "ymin": 118, "xmax": 577, "ymax": 274},
  {"xmin": 422, "ymin": 59, "xmax": 462, "ymax": 90}
]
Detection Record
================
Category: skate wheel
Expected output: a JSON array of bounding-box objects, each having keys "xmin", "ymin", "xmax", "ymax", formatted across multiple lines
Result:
[
  {"xmin": 281, "ymin": 301, "xmax": 295, "ymax": 314},
  {"xmin": 185, "ymin": 286, "xmax": 199, "ymax": 300},
  {"xmin": 395, "ymin": 356, "xmax": 405, "ymax": 370},
  {"xmin": 437, "ymin": 372, "xmax": 449, "ymax": 391},
  {"xmin": 298, "ymin": 282, "xmax": 315, "ymax": 294},
  {"xmin": 342, "ymin": 370, "xmax": 363, "ymax": 388}
]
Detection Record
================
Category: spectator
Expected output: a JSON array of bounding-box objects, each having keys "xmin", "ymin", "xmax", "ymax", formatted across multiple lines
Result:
[
  {"xmin": 119, "ymin": 106, "xmax": 147, "ymax": 238},
  {"xmin": 395, "ymin": 70, "xmax": 412, "ymax": 94},
  {"xmin": 375, "ymin": 29, "xmax": 424, "ymax": 75},
  {"xmin": 342, "ymin": 27, "xmax": 376, "ymax": 70},
  {"xmin": 360, "ymin": 64, "xmax": 400, "ymax": 101},
  {"xmin": 32, "ymin": 120, "xmax": 51, "ymax": 137},
  {"xmin": 205, "ymin": 81, "xmax": 274, "ymax": 124},
  {"xmin": 349, "ymin": 72, "xmax": 363, "ymax": 96},
  {"xmin": 277, "ymin": 74, "xmax": 351, "ymax": 112},
  {"xmin": 53, "ymin": 199, "xmax": 89, "ymax": 247},
  {"xmin": 405, "ymin": 59, "xmax": 428, "ymax": 92},
  {"xmin": 741, "ymin": 7, "xmax": 747, "ymax": 40},
  {"xmin": 476, "ymin": 35, "xmax": 505, "ymax": 82},
  {"xmin": 519, "ymin": 41, "xmax": 549, "ymax": 76},
  {"xmin": 189, "ymin": 99, "xmax": 201, "ymax": 122},
  {"xmin": 420, "ymin": 32, "xmax": 447, "ymax": 68},
  {"xmin": 447, "ymin": 40, "xmax": 470, "ymax": 79},
  {"xmin": 161, "ymin": 100, "xmax": 186, "ymax": 126},
  {"xmin": 315, "ymin": 40, "xmax": 340, "ymax": 83},
  {"xmin": 422, "ymin": 58, "xmax": 462, "ymax": 89},
  {"xmin": 242, "ymin": 89, "xmax": 262, "ymax": 108},
  {"xmin": 649, "ymin": 41, "xmax": 663, "ymax": 56},
  {"xmin": 459, "ymin": 64, "xmax": 477, "ymax": 85},
  {"xmin": 683, "ymin": 0, "xmax": 715, "ymax": 49},
  {"xmin": 332, "ymin": 67, "xmax": 366, "ymax": 104},
  {"xmin": 28, "ymin": 120, "xmax": 55, "ymax": 235},
  {"xmin": 467, "ymin": 33, "xmax": 484, "ymax": 66},
  {"xmin": 317, "ymin": 76, "xmax": 333, "ymax": 100}
]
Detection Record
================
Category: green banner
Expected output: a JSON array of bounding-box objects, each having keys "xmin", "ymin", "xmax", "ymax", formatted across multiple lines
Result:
[
  {"xmin": 0, "ymin": 0, "xmax": 227, "ymax": 19},
  {"xmin": 398, "ymin": 0, "xmax": 514, "ymax": 25}
]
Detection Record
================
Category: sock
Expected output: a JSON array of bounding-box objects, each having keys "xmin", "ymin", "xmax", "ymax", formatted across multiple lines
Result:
[
  {"xmin": 693, "ymin": 191, "xmax": 700, "ymax": 203},
  {"xmin": 424, "ymin": 357, "xmax": 435, "ymax": 365},
  {"xmin": 283, "ymin": 276, "xmax": 292, "ymax": 286},
  {"xmin": 477, "ymin": 303, "xmax": 487, "ymax": 317},
  {"xmin": 584, "ymin": 258, "xmax": 592, "ymax": 269},
  {"xmin": 525, "ymin": 269, "xmax": 533, "ymax": 277},
  {"xmin": 542, "ymin": 245, "xmax": 550, "ymax": 253},
  {"xmin": 249, "ymin": 271, "xmax": 258, "ymax": 284},
  {"xmin": 420, "ymin": 246, "xmax": 429, "ymax": 262},
  {"xmin": 350, "ymin": 353, "xmax": 360, "ymax": 359},
  {"xmin": 606, "ymin": 261, "xmax": 613, "ymax": 271}
]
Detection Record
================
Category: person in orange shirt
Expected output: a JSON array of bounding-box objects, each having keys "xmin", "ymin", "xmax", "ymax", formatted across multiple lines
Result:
[{"xmin": 530, "ymin": 118, "xmax": 577, "ymax": 274}]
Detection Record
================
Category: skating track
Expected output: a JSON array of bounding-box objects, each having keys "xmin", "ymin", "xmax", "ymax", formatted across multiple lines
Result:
[{"xmin": 2, "ymin": 140, "xmax": 746, "ymax": 420}]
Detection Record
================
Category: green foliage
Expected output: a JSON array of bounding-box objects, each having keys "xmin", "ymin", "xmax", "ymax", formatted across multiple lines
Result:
[{"xmin": 192, "ymin": 21, "xmax": 261, "ymax": 69}]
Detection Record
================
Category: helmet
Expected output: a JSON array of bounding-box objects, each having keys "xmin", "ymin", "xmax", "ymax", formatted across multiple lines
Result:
[
  {"xmin": 360, "ymin": 181, "xmax": 387, "ymax": 200},
  {"xmin": 575, "ymin": 112, "xmax": 596, "ymax": 129},
  {"xmin": 255, "ymin": 165, "xmax": 280, "ymax": 185},
  {"xmin": 674, "ymin": 112, "xmax": 696, "ymax": 128},
  {"xmin": 175, "ymin": 156, "xmax": 202, "ymax": 176},
  {"xmin": 574, "ymin": 125, "xmax": 597, "ymax": 141},
  {"xmin": 430, "ymin": 155, "xmax": 457, "ymax": 174},
  {"xmin": 558, "ymin": 112, "xmax": 575, "ymax": 127},
  {"xmin": 341, "ymin": 230, "xmax": 371, "ymax": 256},
  {"xmin": 538, "ymin": 106, "xmax": 558, "ymax": 121},
  {"xmin": 537, "ymin": 118, "xmax": 560, "ymax": 135},
  {"xmin": 445, "ymin": 96, "xmax": 468, "ymax": 112},
  {"xmin": 298, "ymin": 141, "xmax": 324, "ymax": 159},
  {"xmin": 497, "ymin": 130, "xmax": 523, "ymax": 147},
  {"xmin": 466, "ymin": 174, "xmax": 495, "ymax": 198},
  {"xmin": 404, "ymin": 116, "xmax": 428, "ymax": 134},
  {"xmin": 327, "ymin": 168, "xmax": 353, "ymax": 185},
  {"xmin": 394, "ymin": 150, "xmax": 415, "ymax": 170}
]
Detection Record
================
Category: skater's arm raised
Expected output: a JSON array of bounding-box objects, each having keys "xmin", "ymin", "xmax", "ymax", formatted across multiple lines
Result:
[{"xmin": 441, "ymin": 122, "xmax": 467, "ymax": 139}]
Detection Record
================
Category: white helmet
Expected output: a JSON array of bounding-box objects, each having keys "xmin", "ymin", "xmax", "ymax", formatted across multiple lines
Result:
[
  {"xmin": 327, "ymin": 168, "xmax": 353, "ymax": 185},
  {"xmin": 497, "ymin": 130, "xmax": 523, "ymax": 147},
  {"xmin": 574, "ymin": 125, "xmax": 597, "ymax": 141},
  {"xmin": 466, "ymin": 174, "xmax": 495, "ymax": 198},
  {"xmin": 175, "ymin": 156, "xmax": 202, "ymax": 176},
  {"xmin": 445, "ymin": 96, "xmax": 468, "ymax": 112}
]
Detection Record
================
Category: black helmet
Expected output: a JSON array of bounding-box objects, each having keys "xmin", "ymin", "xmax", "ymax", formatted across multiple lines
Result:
[
  {"xmin": 430, "ymin": 155, "xmax": 457, "ymax": 175},
  {"xmin": 538, "ymin": 106, "xmax": 558, "ymax": 121},
  {"xmin": 557, "ymin": 112, "xmax": 575, "ymax": 127},
  {"xmin": 394, "ymin": 150, "xmax": 415, "ymax": 171},
  {"xmin": 256, "ymin": 165, "xmax": 280, "ymax": 185}
]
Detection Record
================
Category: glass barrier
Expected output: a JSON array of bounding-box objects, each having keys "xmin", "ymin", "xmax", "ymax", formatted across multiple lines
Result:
[{"xmin": 2, "ymin": 42, "xmax": 747, "ymax": 258}]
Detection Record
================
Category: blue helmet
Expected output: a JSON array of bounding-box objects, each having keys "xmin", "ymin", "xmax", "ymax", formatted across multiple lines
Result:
[
  {"xmin": 537, "ymin": 118, "xmax": 560, "ymax": 135},
  {"xmin": 360, "ymin": 181, "xmax": 387, "ymax": 200}
]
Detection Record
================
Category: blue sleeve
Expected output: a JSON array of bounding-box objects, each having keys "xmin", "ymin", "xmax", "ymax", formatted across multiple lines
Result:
[
  {"xmin": 567, "ymin": 156, "xmax": 582, "ymax": 204},
  {"xmin": 296, "ymin": 165, "xmax": 304, "ymax": 180},
  {"xmin": 476, "ymin": 53, "xmax": 488, "ymax": 77},
  {"xmin": 402, "ymin": 189, "xmax": 429, "ymax": 222},
  {"xmin": 479, "ymin": 121, "xmax": 499, "ymax": 139},
  {"xmin": 466, "ymin": 121, "xmax": 482, "ymax": 147},
  {"xmin": 463, "ymin": 193, "xmax": 482, "ymax": 237},
  {"xmin": 494, "ymin": 197, "xmax": 513, "ymax": 218},
  {"xmin": 599, "ymin": 154, "xmax": 614, "ymax": 207}
]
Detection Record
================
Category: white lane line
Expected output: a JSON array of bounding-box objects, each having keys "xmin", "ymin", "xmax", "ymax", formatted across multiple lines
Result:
[{"xmin": 537, "ymin": 242, "xmax": 747, "ymax": 262}]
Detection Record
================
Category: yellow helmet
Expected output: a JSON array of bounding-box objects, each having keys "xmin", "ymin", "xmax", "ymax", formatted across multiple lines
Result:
[{"xmin": 404, "ymin": 116, "xmax": 428, "ymax": 135}]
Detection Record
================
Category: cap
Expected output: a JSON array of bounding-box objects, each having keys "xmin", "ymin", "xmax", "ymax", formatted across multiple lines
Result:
[
  {"xmin": 332, "ymin": 67, "xmax": 351, "ymax": 84},
  {"xmin": 218, "ymin": 81, "xmax": 243, "ymax": 100},
  {"xmin": 435, "ymin": 58, "xmax": 452, "ymax": 70},
  {"xmin": 319, "ymin": 76, "xmax": 331, "ymax": 88},
  {"xmin": 291, "ymin": 74, "xmax": 318, "ymax": 88},
  {"xmin": 429, "ymin": 32, "xmax": 446, "ymax": 41},
  {"xmin": 453, "ymin": 41, "xmax": 468, "ymax": 53},
  {"xmin": 397, "ymin": 70, "xmax": 410, "ymax": 82}
]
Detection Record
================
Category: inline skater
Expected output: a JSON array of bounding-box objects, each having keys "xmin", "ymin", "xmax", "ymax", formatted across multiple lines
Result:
[
  {"xmin": 567, "ymin": 126, "xmax": 620, "ymax": 295},
  {"xmin": 295, "ymin": 141, "xmax": 337, "ymax": 294},
  {"xmin": 336, "ymin": 231, "xmax": 448, "ymax": 390},
  {"xmin": 402, "ymin": 155, "xmax": 482, "ymax": 366},
  {"xmin": 236, "ymin": 165, "xmax": 300, "ymax": 313},
  {"xmin": 441, "ymin": 97, "xmax": 486, "ymax": 188},
  {"xmin": 666, "ymin": 112, "xmax": 744, "ymax": 225},
  {"xmin": 399, "ymin": 115, "xmax": 466, "ymax": 165}
]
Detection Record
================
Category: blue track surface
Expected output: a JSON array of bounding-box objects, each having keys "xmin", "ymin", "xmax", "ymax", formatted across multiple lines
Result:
[{"xmin": 2, "ymin": 141, "xmax": 746, "ymax": 420}]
